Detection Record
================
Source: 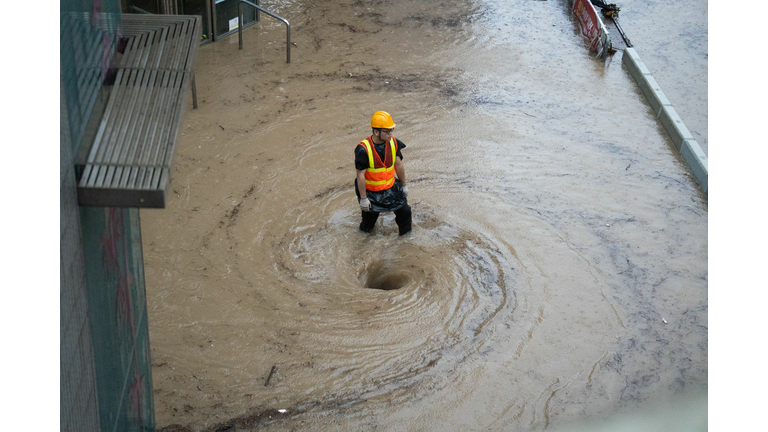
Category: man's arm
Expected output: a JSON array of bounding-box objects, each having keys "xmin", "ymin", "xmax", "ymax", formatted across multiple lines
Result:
[
  {"xmin": 394, "ymin": 156, "xmax": 406, "ymax": 186},
  {"xmin": 357, "ymin": 169, "xmax": 368, "ymax": 199}
]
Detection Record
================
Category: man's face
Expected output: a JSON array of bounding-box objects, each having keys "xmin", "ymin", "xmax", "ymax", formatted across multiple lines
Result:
[{"xmin": 376, "ymin": 128, "xmax": 394, "ymax": 140}]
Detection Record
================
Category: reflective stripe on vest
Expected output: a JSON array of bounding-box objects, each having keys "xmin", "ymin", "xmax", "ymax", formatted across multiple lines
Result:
[{"xmin": 358, "ymin": 137, "xmax": 396, "ymax": 191}]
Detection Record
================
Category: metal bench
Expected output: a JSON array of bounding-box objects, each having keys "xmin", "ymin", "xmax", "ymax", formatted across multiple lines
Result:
[{"xmin": 77, "ymin": 14, "xmax": 201, "ymax": 208}]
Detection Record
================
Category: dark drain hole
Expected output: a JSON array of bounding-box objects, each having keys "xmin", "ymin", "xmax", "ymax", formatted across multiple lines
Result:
[
  {"xmin": 364, "ymin": 262, "xmax": 410, "ymax": 291},
  {"xmin": 367, "ymin": 273, "xmax": 409, "ymax": 291}
]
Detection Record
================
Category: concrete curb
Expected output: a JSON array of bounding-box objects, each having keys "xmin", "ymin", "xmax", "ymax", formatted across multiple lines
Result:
[{"xmin": 621, "ymin": 47, "xmax": 708, "ymax": 194}]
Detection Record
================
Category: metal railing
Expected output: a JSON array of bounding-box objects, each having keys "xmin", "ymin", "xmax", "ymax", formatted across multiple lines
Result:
[{"xmin": 238, "ymin": 0, "xmax": 290, "ymax": 63}]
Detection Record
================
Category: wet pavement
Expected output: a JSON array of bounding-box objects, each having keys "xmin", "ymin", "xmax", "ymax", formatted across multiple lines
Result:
[
  {"xmin": 141, "ymin": 0, "xmax": 707, "ymax": 430},
  {"xmin": 618, "ymin": 0, "xmax": 708, "ymax": 155}
]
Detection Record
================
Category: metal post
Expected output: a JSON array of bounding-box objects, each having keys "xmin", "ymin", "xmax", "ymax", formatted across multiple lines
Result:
[
  {"xmin": 238, "ymin": 0, "xmax": 291, "ymax": 63},
  {"xmin": 191, "ymin": 71, "xmax": 198, "ymax": 109},
  {"xmin": 238, "ymin": 2, "xmax": 244, "ymax": 49}
]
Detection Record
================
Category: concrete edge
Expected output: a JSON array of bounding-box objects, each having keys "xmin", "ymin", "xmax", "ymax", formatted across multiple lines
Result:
[
  {"xmin": 622, "ymin": 48, "xmax": 707, "ymax": 194},
  {"xmin": 640, "ymin": 74, "xmax": 672, "ymax": 117},
  {"xmin": 658, "ymin": 105, "xmax": 694, "ymax": 152},
  {"xmin": 621, "ymin": 48, "xmax": 651, "ymax": 82},
  {"xmin": 681, "ymin": 139, "xmax": 708, "ymax": 194}
]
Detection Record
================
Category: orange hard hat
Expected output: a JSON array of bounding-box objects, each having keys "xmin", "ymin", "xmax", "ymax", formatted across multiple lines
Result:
[{"xmin": 370, "ymin": 111, "xmax": 396, "ymax": 129}]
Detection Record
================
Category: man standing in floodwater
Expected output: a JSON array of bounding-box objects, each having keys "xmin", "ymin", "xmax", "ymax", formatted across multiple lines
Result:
[{"xmin": 354, "ymin": 111, "xmax": 412, "ymax": 235}]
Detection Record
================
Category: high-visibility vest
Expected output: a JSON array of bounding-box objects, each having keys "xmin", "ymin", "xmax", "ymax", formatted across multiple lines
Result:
[{"xmin": 358, "ymin": 136, "xmax": 397, "ymax": 191}]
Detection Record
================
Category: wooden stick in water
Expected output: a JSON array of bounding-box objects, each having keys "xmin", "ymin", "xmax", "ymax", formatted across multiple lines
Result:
[{"xmin": 265, "ymin": 365, "xmax": 277, "ymax": 387}]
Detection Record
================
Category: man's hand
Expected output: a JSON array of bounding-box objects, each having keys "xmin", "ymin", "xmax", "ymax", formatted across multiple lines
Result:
[
  {"xmin": 359, "ymin": 198, "xmax": 371, "ymax": 212},
  {"xmin": 402, "ymin": 185, "xmax": 409, "ymax": 197}
]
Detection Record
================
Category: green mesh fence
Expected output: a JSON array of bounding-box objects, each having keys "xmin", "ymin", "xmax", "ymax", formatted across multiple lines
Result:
[
  {"xmin": 60, "ymin": 0, "xmax": 121, "ymax": 154},
  {"xmin": 79, "ymin": 207, "xmax": 154, "ymax": 432}
]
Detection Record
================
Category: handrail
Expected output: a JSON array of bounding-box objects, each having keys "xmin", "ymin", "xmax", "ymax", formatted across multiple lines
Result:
[
  {"xmin": 238, "ymin": 0, "xmax": 291, "ymax": 63},
  {"xmin": 130, "ymin": 5, "xmax": 152, "ymax": 14}
]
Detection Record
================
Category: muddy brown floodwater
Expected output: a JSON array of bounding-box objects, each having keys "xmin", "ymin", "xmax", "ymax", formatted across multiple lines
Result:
[{"xmin": 141, "ymin": 0, "xmax": 707, "ymax": 430}]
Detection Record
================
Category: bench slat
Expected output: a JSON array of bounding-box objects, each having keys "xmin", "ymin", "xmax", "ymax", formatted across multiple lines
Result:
[{"xmin": 77, "ymin": 14, "xmax": 201, "ymax": 208}]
